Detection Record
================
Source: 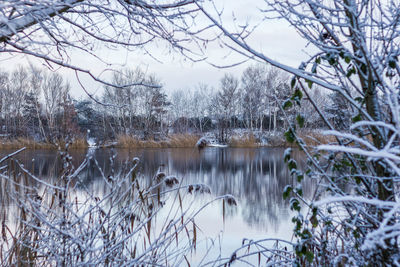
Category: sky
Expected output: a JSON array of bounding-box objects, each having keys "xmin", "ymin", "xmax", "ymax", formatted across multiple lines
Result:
[{"xmin": 1, "ymin": 0, "xmax": 309, "ymax": 99}]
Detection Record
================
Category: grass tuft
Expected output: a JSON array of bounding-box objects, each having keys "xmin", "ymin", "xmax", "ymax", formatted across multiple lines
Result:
[
  {"xmin": 296, "ymin": 130, "xmax": 337, "ymax": 147},
  {"xmin": 0, "ymin": 138, "xmax": 52, "ymax": 149},
  {"xmin": 167, "ymin": 134, "xmax": 199, "ymax": 148},
  {"xmin": 229, "ymin": 134, "xmax": 258, "ymax": 147},
  {"xmin": 0, "ymin": 137, "xmax": 89, "ymax": 150},
  {"xmin": 67, "ymin": 138, "xmax": 89, "ymax": 149}
]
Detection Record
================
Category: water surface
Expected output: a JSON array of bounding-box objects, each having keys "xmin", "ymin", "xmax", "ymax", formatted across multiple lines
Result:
[{"xmin": 0, "ymin": 147, "xmax": 311, "ymax": 262}]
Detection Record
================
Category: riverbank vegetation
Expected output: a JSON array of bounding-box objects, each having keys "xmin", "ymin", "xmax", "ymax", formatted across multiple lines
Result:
[
  {"xmin": 0, "ymin": 65, "xmax": 336, "ymax": 149},
  {"xmin": 0, "ymin": 137, "xmax": 88, "ymax": 150}
]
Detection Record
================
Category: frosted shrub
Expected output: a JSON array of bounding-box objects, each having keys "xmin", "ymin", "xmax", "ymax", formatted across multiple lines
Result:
[{"xmin": 0, "ymin": 148, "xmax": 235, "ymax": 266}]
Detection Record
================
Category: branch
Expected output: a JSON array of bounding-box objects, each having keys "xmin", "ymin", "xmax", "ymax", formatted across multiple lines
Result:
[{"xmin": 0, "ymin": 0, "xmax": 84, "ymax": 43}]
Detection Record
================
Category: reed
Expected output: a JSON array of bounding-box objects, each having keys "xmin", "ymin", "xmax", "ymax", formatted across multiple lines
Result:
[
  {"xmin": 265, "ymin": 134, "xmax": 288, "ymax": 147},
  {"xmin": 0, "ymin": 137, "xmax": 89, "ymax": 150},
  {"xmin": 115, "ymin": 135, "xmax": 161, "ymax": 148},
  {"xmin": 0, "ymin": 148, "xmax": 242, "ymax": 266},
  {"xmin": 260, "ymin": 130, "xmax": 336, "ymax": 147},
  {"xmin": 229, "ymin": 134, "xmax": 258, "ymax": 147},
  {"xmin": 296, "ymin": 129, "xmax": 337, "ymax": 147},
  {"xmin": 0, "ymin": 138, "xmax": 53, "ymax": 149},
  {"xmin": 59, "ymin": 137, "xmax": 89, "ymax": 149},
  {"xmin": 166, "ymin": 134, "xmax": 199, "ymax": 147}
]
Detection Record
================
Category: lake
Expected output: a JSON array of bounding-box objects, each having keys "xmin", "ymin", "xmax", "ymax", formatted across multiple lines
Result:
[{"xmin": 0, "ymin": 147, "xmax": 311, "ymax": 264}]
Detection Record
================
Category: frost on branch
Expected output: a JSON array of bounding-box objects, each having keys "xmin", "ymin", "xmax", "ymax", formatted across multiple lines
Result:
[
  {"xmin": 0, "ymin": 0, "xmax": 208, "ymax": 86},
  {"xmin": 0, "ymin": 148, "xmax": 226, "ymax": 266},
  {"xmin": 197, "ymin": 0, "xmax": 400, "ymax": 265}
]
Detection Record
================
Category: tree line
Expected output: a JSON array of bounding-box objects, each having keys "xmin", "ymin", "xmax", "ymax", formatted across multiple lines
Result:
[
  {"xmin": 0, "ymin": 66, "xmax": 77, "ymax": 142},
  {"xmin": 0, "ymin": 64, "xmax": 343, "ymax": 144}
]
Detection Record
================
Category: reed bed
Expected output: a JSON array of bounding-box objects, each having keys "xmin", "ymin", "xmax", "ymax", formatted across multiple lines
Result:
[
  {"xmin": 0, "ymin": 138, "xmax": 53, "ymax": 149},
  {"xmin": 296, "ymin": 130, "xmax": 337, "ymax": 147},
  {"xmin": 229, "ymin": 134, "xmax": 258, "ymax": 147},
  {"xmin": 265, "ymin": 134, "xmax": 288, "ymax": 147},
  {"xmin": 0, "ymin": 138, "xmax": 89, "ymax": 150},
  {"xmin": 114, "ymin": 131, "xmax": 335, "ymax": 149},
  {"xmin": 263, "ymin": 130, "xmax": 337, "ymax": 147},
  {"xmin": 115, "ymin": 135, "xmax": 163, "ymax": 148},
  {"xmin": 59, "ymin": 137, "xmax": 89, "ymax": 149},
  {"xmin": 0, "ymin": 130, "xmax": 336, "ymax": 151},
  {"xmin": 166, "ymin": 134, "xmax": 199, "ymax": 147}
]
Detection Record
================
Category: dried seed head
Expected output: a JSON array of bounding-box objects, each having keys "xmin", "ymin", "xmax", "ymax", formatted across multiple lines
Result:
[
  {"xmin": 224, "ymin": 195, "xmax": 237, "ymax": 206},
  {"xmin": 164, "ymin": 176, "xmax": 179, "ymax": 187},
  {"xmin": 188, "ymin": 184, "xmax": 211, "ymax": 194},
  {"xmin": 154, "ymin": 172, "xmax": 166, "ymax": 183},
  {"xmin": 132, "ymin": 157, "xmax": 140, "ymax": 165},
  {"xmin": 124, "ymin": 212, "xmax": 138, "ymax": 222}
]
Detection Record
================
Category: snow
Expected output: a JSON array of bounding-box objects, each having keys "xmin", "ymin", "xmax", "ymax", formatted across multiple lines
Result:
[
  {"xmin": 195, "ymin": 136, "xmax": 209, "ymax": 148},
  {"xmin": 87, "ymin": 137, "xmax": 96, "ymax": 147},
  {"xmin": 208, "ymin": 143, "xmax": 228, "ymax": 148}
]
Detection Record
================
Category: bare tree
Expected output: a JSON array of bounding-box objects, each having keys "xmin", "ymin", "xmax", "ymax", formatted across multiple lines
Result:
[
  {"xmin": 0, "ymin": 1, "xmax": 208, "ymax": 87},
  {"xmin": 170, "ymin": 88, "xmax": 191, "ymax": 133},
  {"xmin": 191, "ymin": 83, "xmax": 212, "ymax": 133},
  {"xmin": 239, "ymin": 64, "xmax": 291, "ymax": 133},
  {"xmin": 102, "ymin": 68, "xmax": 169, "ymax": 139},
  {"xmin": 298, "ymin": 86, "xmax": 327, "ymax": 129},
  {"xmin": 263, "ymin": 67, "xmax": 291, "ymax": 132},
  {"xmin": 241, "ymin": 65, "xmax": 266, "ymax": 131},
  {"xmin": 170, "ymin": 84, "xmax": 212, "ymax": 134},
  {"xmin": 0, "ymin": 70, "xmax": 10, "ymax": 136},
  {"xmin": 141, "ymin": 74, "xmax": 169, "ymax": 138},
  {"xmin": 6, "ymin": 66, "xmax": 29, "ymax": 136},
  {"xmin": 42, "ymin": 71, "xmax": 70, "ymax": 140},
  {"xmin": 28, "ymin": 67, "xmax": 48, "ymax": 141},
  {"xmin": 103, "ymin": 68, "xmax": 146, "ymax": 135},
  {"xmin": 211, "ymin": 73, "xmax": 239, "ymax": 143}
]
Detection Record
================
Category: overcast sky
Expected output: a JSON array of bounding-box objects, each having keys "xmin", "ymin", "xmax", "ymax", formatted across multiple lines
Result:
[{"xmin": 1, "ymin": 0, "xmax": 309, "ymax": 98}]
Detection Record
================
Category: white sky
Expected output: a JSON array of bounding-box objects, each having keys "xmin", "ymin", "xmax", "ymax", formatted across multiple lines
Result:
[{"xmin": 1, "ymin": 1, "xmax": 309, "ymax": 99}]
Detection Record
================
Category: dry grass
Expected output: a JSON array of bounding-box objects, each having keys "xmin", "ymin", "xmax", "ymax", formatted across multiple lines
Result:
[
  {"xmin": 167, "ymin": 134, "xmax": 199, "ymax": 147},
  {"xmin": 72, "ymin": 138, "xmax": 89, "ymax": 149},
  {"xmin": 229, "ymin": 134, "xmax": 258, "ymax": 147},
  {"xmin": 112, "ymin": 131, "xmax": 336, "ymax": 149},
  {"xmin": 0, "ymin": 138, "xmax": 53, "ymax": 149},
  {"xmin": 63, "ymin": 138, "xmax": 89, "ymax": 149},
  {"xmin": 115, "ymin": 134, "xmax": 200, "ymax": 148},
  {"xmin": 115, "ymin": 135, "xmax": 162, "ymax": 148},
  {"xmin": 229, "ymin": 130, "xmax": 338, "ymax": 148},
  {"xmin": 0, "ymin": 137, "xmax": 89, "ymax": 150},
  {"xmin": 297, "ymin": 130, "xmax": 337, "ymax": 146},
  {"xmin": 265, "ymin": 134, "xmax": 288, "ymax": 147},
  {"xmin": 265, "ymin": 130, "xmax": 338, "ymax": 148},
  {"xmin": 0, "ymin": 131, "xmax": 338, "ymax": 150}
]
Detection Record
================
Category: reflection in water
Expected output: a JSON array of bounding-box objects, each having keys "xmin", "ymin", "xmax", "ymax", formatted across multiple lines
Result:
[{"xmin": 0, "ymin": 147, "xmax": 312, "ymax": 235}]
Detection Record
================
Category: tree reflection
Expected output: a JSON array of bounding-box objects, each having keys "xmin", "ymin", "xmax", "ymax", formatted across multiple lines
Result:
[{"xmin": 0, "ymin": 147, "xmax": 314, "ymax": 232}]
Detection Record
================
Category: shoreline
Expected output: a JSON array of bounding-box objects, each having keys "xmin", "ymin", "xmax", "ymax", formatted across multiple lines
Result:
[{"xmin": 0, "ymin": 130, "xmax": 330, "ymax": 150}]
